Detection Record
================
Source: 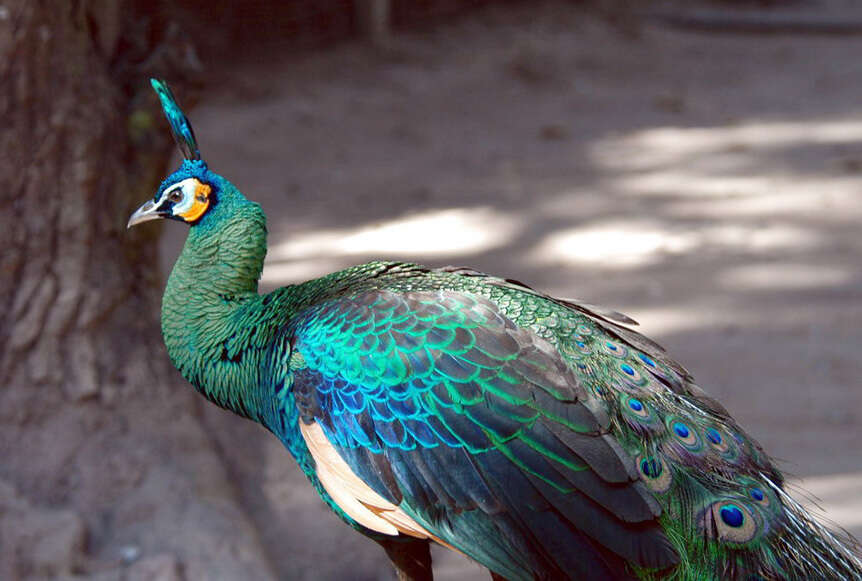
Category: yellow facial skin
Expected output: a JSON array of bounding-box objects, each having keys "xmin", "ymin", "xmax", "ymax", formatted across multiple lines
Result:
[{"xmin": 178, "ymin": 182, "xmax": 212, "ymax": 223}]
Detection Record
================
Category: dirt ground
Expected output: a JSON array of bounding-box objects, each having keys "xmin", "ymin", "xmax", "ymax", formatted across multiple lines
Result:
[{"xmin": 155, "ymin": 3, "xmax": 862, "ymax": 579}]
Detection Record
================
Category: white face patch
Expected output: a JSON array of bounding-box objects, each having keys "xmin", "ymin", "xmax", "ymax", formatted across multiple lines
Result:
[{"xmin": 160, "ymin": 177, "xmax": 199, "ymax": 216}]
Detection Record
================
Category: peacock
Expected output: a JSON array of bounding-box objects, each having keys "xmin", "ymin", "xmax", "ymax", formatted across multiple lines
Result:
[{"xmin": 128, "ymin": 79, "xmax": 862, "ymax": 581}]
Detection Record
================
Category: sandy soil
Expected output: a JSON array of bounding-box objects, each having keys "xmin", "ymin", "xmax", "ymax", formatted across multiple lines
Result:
[{"xmin": 158, "ymin": 3, "xmax": 862, "ymax": 578}]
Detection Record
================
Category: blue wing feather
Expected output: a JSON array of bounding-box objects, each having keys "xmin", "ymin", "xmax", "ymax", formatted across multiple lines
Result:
[{"xmin": 285, "ymin": 289, "xmax": 678, "ymax": 580}]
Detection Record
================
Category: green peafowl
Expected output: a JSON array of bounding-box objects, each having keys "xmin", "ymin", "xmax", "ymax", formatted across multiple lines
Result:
[{"xmin": 128, "ymin": 80, "xmax": 862, "ymax": 581}]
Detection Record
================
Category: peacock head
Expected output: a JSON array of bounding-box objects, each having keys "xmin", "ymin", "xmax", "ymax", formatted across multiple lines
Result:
[{"xmin": 128, "ymin": 80, "xmax": 225, "ymax": 229}]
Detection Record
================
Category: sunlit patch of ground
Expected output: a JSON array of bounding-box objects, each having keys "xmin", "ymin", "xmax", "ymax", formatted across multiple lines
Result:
[{"xmin": 264, "ymin": 206, "xmax": 519, "ymax": 283}]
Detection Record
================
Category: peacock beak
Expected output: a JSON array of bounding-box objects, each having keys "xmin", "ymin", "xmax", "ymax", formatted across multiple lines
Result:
[{"xmin": 127, "ymin": 199, "xmax": 165, "ymax": 228}]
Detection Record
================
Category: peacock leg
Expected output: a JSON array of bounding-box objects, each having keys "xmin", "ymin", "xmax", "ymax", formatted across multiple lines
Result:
[{"xmin": 374, "ymin": 536, "xmax": 433, "ymax": 581}]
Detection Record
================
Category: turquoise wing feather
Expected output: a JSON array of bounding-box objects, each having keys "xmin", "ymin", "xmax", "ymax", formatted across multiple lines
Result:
[{"xmin": 283, "ymin": 287, "xmax": 679, "ymax": 580}]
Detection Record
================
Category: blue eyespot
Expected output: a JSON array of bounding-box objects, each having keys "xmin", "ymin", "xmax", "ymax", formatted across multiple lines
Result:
[
  {"xmin": 750, "ymin": 488, "xmax": 764, "ymax": 502},
  {"xmin": 576, "ymin": 341, "xmax": 586, "ymax": 348},
  {"xmin": 706, "ymin": 428, "xmax": 722, "ymax": 445},
  {"xmin": 673, "ymin": 422, "xmax": 690, "ymax": 438},
  {"xmin": 638, "ymin": 353, "xmax": 656, "ymax": 367},
  {"xmin": 605, "ymin": 341, "xmax": 618, "ymax": 351},
  {"xmin": 720, "ymin": 505, "xmax": 745, "ymax": 528},
  {"xmin": 629, "ymin": 398, "xmax": 644, "ymax": 412},
  {"xmin": 620, "ymin": 363, "xmax": 635, "ymax": 376}
]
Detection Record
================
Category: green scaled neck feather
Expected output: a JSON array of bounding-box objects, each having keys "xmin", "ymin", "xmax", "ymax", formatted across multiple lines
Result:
[
  {"xmin": 161, "ymin": 171, "xmax": 269, "ymax": 419},
  {"xmin": 136, "ymin": 82, "xmax": 277, "ymax": 419},
  {"xmin": 128, "ymin": 79, "xmax": 862, "ymax": 581}
]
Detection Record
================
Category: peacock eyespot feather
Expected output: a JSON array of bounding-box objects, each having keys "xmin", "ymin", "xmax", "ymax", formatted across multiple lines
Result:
[
  {"xmin": 636, "ymin": 454, "xmax": 672, "ymax": 492},
  {"xmin": 704, "ymin": 500, "xmax": 761, "ymax": 544},
  {"xmin": 576, "ymin": 362, "xmax": 596, "ymax": 378},
  {"xmin": 740, "ymin": 479, "xmax": 778, "ymax": 513},
  {"xmin": 616, "ymin": 361, "xmax": 648, "ymax": 388},
  {"xmin": 640, "ymin": 457, "xmax": 662, "ymax": 478},
  {"xmin": 664, "ymin": 418, "xmax": 705, "ymax": 455},
  {"xmin": 604, "ymin": 341, "xmax": 628, "ymax": 358},
  {"xmin": 575, "ymin": 324, "xmax": 592, "ymax": 335},
  {"xmin": 706, "ymin": 427, "xmax": 723, "ymax": 445},
  {"xmin": 704, "ymin": 425, "xmax": 741, "ymax": 462},
  {"xmin": 617, "ymin": 393, "xmax": 662, "ymax": 433},
  {"xmin": 638, "ymin": 353, "xmax": 656, "ymax": 368},
  {"xmin": 571, "ymin": 339, "xmax": 591, "ymax": 356}
]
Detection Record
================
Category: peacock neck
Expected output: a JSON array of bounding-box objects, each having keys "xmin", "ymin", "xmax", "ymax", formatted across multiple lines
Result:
[{"xmin": 161, "ymin": 191, "xmax": 270, "ymax": 420}]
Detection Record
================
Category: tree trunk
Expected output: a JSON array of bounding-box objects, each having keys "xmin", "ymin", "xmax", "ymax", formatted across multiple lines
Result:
[{"xmin": 0, "ymin": 2, "xmax": 274, "ymax": 578}]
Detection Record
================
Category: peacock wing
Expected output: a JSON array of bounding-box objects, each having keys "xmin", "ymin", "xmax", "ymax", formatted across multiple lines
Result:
[{"xmin": 283, "ymin": 288, "xmax": 679, "ymax": 581}]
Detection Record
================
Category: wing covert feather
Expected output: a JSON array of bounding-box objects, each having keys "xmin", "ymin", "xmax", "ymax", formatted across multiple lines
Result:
[{"xmin": 286, "ymin": 289, "xmax": 678, "ymax": 579}]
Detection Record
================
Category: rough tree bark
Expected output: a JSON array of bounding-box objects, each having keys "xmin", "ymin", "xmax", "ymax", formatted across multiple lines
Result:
[{"xmin": 0, "ymin": 2, "xmax": 274, "ymax": 578}]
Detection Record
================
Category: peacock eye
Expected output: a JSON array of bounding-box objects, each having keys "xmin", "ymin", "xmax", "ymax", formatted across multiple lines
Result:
[{"xmin": 168, "ymin": 189, "xmax": 183, "ymax": 203}]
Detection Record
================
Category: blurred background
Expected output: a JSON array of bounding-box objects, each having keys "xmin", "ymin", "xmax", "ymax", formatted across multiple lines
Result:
[{"xmin": 2, "ymin": 0, "xmax": 861, "ymax": 579}]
